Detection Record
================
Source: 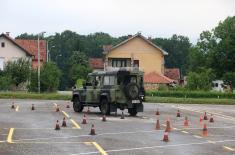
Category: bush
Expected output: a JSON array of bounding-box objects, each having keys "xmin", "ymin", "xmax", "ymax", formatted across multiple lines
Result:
[
  {"xmin": 146, "ymin": 90, "xmax": 235, "ymax": 99},
  {"xmin": 4, "ymin": 58, "xmax": 30, "ymax": 87},
  {"xmin": 0, "ymin": 75, "xmax": 12, "ymax": 91},
  {"xmin": 29, "ymin": 62, "xmax": 61, "ymax": 92},
  {"xmin": 186, "ymin": 68, "xmax": 215, "ymax": 91},
  {"xmin": 223, "ymin": 72, "xmax": 235, "ymax": 90},
  {"xmin": 40, "ymin": 62, "xmax": 61, "ymax": 92}
]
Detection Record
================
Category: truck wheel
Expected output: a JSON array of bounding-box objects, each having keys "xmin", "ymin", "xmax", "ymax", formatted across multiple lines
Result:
[
  {"xmin": 100, "ymin": 98, "xmax": 110, "ymax": 115},
  {"xmin": 73, "ymin": 97, "xmax": 83, "ymax": 112},
  {"xmin": 128, "ymin": 107, "xmax": 137, "ymax": 116}
]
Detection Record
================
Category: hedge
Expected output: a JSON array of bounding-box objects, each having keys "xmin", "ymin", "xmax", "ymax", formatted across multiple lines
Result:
[{"xmin": 146, "ymin": 90, "xmax": 235, "ymax": 99}]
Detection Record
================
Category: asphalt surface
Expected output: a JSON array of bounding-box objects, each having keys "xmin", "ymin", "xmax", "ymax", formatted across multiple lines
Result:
[{"xmin": 1, "ymin": 99, "xmax": 235, "ymax": 155}]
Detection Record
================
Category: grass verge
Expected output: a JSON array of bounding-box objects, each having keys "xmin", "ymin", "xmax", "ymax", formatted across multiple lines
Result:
[
  {"xmin": 0, "ymin": 92, "xmax": 70, "ymax": 100},
  {"xmin": 146, "ymin": 96, "xmax": 235, "ymax": 105}
]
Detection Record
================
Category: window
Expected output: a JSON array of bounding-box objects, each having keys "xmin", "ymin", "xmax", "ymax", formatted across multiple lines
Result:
[
  {"xmin": 133, "ymin": 60, "xmax": 139, "ymax": 67},
  {"xmin": 0, "ymin": 57, "xmax": 4, "ymax": 70},
  {"xmin": 1, "ymin": 42, "xmax": 5, "ymax": 48},
  {"xmin": 103, "ymin": 76, "xmax": 115, "ymax": 85},
  {"xmin": 111, "ymin": 58, "xmax": 130, "ymax": 67}
]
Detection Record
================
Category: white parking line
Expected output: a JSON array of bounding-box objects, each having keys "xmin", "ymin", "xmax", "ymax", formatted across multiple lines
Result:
[
  {"xmin": 75, "ymin": 139, "xmax": 235, "ymax": 155},
  {"xmin": 181, "ymin": 131, "xmax": 188, "ymax": 134},
  {"xmin": 193, "ymin": 135, "xmax": 202, "ymax": 139}
]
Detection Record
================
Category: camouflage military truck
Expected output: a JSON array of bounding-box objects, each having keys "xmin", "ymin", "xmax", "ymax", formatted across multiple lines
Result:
[{"xmin": 71, "ymin": 68, "xmax": 145, "ymax": 116}]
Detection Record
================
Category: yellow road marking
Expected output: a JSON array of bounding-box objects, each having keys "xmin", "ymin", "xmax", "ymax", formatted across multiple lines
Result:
[
  {"xmin": 84, "ymin": 142, "xmax": 92, "ymax": 145},
  {"xmin": 15, "ymin": 106, "xmax": 19, "ymax": 112},
  {"xmin": 223, "ymin": 146, "xmax": 235, "ymax": 151},
  {"xmin": 14, "ymin": 141, "xmax": 86, "ymax": 144},
  {"xmin": 7, "ymin": 128, "xmax": 14, "ymax": 143},
  {"xmin": 92, "ymin": 142, "xmax": 108, "ymax": 155},
  {"xmin": 70, "ymin": 119, "xmax": 81, "ymax": 129},
  {"xmin": 181, "ymin": 131, "xmax": 188, "ymax": 134},
  {"xmin": 62, "ymin": 111, "xmax": 70, "ymax": 118}
]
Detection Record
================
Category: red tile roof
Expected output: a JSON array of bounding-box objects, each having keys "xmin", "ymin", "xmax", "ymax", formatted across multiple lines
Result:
[
  {"xmin": 15, "ymin": 39, "xmax": 47, "ymax": 62},
  {"xmin": 164, "ymin": 68, "xmax": 180, "ymax": 81},
  {"xmin": 89, "ymin": 58, "xmax": 104, "ymax": 69},
  {"xmin": 144, "ymin": 72, "xmax": 174, "ymax": 84},
  {"xmin": 0, "ymin": 33, "xmax": 32, "ymax": 56}
]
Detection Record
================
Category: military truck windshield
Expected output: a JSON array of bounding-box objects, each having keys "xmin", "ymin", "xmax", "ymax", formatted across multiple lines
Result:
[{"xmin": 104, "ymin": 75, "xmax": 115, "ymax": 85}]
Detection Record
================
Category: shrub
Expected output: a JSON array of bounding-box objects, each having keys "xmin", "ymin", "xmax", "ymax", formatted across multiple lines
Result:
[
  {"xmin": 4, "ymin": 58, "xmax": 30, "ymax": 88},
  {"xmin": 29, "ymin": 62, "xmax": 61, "ymax": 92},
  {"xmin": 0, "ymin": 74, "xmax": 12, "ymax": 91}
]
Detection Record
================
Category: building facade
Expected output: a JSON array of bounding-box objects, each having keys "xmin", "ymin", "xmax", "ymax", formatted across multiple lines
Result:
[{"xmin": 0, "ymin": 33, "xmax": 47, "ymax": 70}]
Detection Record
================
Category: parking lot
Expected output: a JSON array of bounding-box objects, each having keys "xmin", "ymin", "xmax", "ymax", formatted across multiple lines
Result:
[{"xmin": 0, "ymin": 99, "xmax": 235, "ymax": 155}]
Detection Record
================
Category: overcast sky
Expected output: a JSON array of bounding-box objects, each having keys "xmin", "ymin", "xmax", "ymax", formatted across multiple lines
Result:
[{"xmin": 1, "ymin": 0, "xmax": 234, "ymax": 43}]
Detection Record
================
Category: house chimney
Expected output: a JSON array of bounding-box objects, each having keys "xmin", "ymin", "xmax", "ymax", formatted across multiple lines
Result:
[
  {"xmin": 128, "ymin": 35, "xmax": 132, "ymax": 39},
  {"xmin": 6, "ymin": 32, "xmax": 10, "ymax": 36}
]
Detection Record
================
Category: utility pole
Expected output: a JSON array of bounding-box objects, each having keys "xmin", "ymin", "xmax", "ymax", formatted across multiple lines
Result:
[{"xmin": 38, "ymin": 32, "xmax": 46, "ymax": 93}]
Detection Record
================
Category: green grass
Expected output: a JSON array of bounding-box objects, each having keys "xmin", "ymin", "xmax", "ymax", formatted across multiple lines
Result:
[
  {"xmin": 146, "ymin": 90, "xmax": 235, "ymax": 99},
  {"xmin": 0, "ymin": 92, "xmax": 70, "ymax": 100},
  {"xmin": 146, "ymin": 96, "xmax": 235, "ymax": 105},
  {"xmin": 1, "ymin": 92, "xmax": 235, "ymax": 105}
]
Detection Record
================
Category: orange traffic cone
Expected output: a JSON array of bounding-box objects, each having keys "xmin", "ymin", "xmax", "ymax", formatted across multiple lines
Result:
[
  {"xmin": 120, "ymin": 111, "xmax": 125, "ymax": 119},
  {"xmin": 200, "ymin": 115, "xmax": 203, "ymax": 122},
  {"xmin": 209, "ymin": 114, "xmax": 214, "ymax": 123},
  {"xmin": 11, "ymin": 102, "xmax": 15, "ymax": 109},
  {"xmin": 163, "ymin": 131, "xmax": 169, "ymax": 142},
  {"xmin": 184, "ymin": 116, "xmax": 189, "ymax": 127},
  {"xmin": 202, "ymin": 123, "xmax": 208, "ymax": 136},
  {"xmin": 177, "ymin": 109, "xmax": 181, "ymax": 117},
  {"xmin": 31, "ymin": 104, "xmax": 35, "ymax": 110},
  {"xmin": 62, "ymin": 117, "xmax": 67, "ymax": 127},
  {"xmin": 55, "ymin": 120, "xmax": 60, "ymax": 130},
  {"xmin": 56, "ymin": 106, "xmax": 60, "ymax": 112},
  {"xmin": 165, "ymin": 119, "xmax": 171, "ymax": 132},
  {"xmin": 82, "ymin": 114, "xmax": 87, "ymax": 124},
  {"xmin": 156, "ymin": 108, "xmax": 160, "ymax": 115},
  {"xmin": 90, "ymin": 124, "xmax": 96, "ymax": 135},
  {"xmin": 204, "ymin": 112, "xmax": 208, "ymax": 120},
  {"xmin": 156, "ymin": 119, "xmax": 160, "ymax": 130},
  {"xmin": 102, "ymin": 115, "xmax": 106, "ymax": 122}
]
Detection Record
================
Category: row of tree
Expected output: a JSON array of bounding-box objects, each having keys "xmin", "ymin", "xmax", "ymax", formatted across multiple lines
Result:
[{"xmin": 14, "ymin": 16, "xmax": 235, "ymax": 91}]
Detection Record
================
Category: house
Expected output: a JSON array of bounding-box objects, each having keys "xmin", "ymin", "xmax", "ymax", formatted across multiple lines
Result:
[
  {"xmin": 0, "ymin": 33, "xmax": 47, "ymax": 70},
  {"xmin": 15, "ymin": 39, "xmax": 47, "ymax": 69},
  {"xmin": 103, "ymin": 32, "xmax": 168, "ymax": 74},
  {"xmin": 164, "ymin": 68, "xmax": 181, "ymax": 84},
  {"xmin": 0, "ymin": 33, "xmax": 32, "ymax": 70},
  {"xmin": 102, "ymin": 32, "xmax": 174, "ymax": 89}
]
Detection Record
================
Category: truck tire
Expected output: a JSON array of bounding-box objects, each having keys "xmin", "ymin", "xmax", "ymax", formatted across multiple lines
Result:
[
  {"xmin": 125, "ymin": 83, "xmax": 139, "ymax": 100},
  {"xmin": 128, "ymin": 106, "xmax": 138, "ymax": 116},
  {"xmin": 73, "ymin": 97, "xmax": 83, "ymax": 112},
  {"xmin": 100, "ymin": 98, "xmax": 110, "ymax": 115}
]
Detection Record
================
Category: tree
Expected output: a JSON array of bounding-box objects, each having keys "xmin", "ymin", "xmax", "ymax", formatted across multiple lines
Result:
[
  {"xmin": 153, "ymin": 34, "xmax": 191, "ymax": 75},
  {"xmin": 68, "ymin": 51, "xmax": 91, "ymax": 87},
  {"xmin": 40, "ymin": 62, "xmax": 61, "ymax": 92},
  {"xmin": 4, "ymin": 58, "xmax": 31, "ymax": 88},
  {"xmin": 222, "ymin": 72, "xmax": 235, "ymax": 90},
  {"xmin": 186, "ymin": 68, "xmax": 215, "ymax": 91}
]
